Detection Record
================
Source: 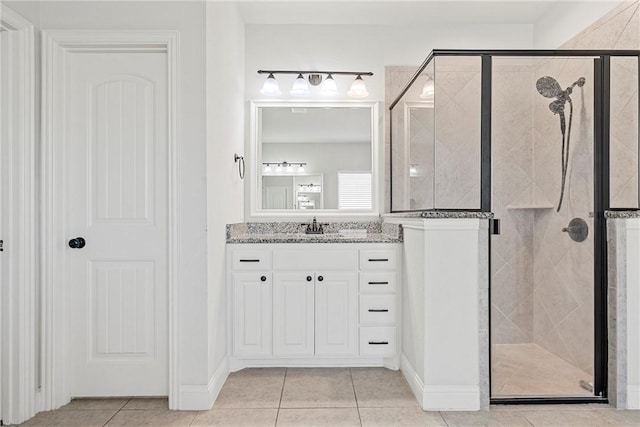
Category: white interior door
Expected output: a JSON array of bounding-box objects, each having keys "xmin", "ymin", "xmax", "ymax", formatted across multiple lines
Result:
[{"xmin": 66, "ymin": 50, "xmax": 168, "ymax": 397}]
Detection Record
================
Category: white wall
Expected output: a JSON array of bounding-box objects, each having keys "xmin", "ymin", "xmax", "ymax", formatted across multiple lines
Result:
[
  {"xmin": 245, "ymin": 23, "xmax": 535, "ymax": 103},
  {"xmin": 5, "ymin": 0, "xmax": 211, "ymax": 407},
  {"xmin": 205, "ymin": 0, "xmax": 245, "ymax": 396}
]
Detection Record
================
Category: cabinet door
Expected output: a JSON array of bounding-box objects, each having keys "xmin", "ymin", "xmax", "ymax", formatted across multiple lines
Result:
[
  {"xmin": 315, "ymin": 272, "xmax": 358, "ymax": 356},
  {"xmin": 233, "ymin": 272, "xmax": 271, "ymax": 357},
  {"xmin": 273, "ymin": 272, "xmax": 315, "ymax": 356}
]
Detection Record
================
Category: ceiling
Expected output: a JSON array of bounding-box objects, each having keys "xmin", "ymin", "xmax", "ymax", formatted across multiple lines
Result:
[{"xmin": 237, "ymin": 0, "xmax": 620, "ymax": 26}]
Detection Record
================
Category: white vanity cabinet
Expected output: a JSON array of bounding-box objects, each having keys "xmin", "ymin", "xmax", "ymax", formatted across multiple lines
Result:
[{"xmin": 227, "ymin": 243, "xmax": 401, "ymax": 369}]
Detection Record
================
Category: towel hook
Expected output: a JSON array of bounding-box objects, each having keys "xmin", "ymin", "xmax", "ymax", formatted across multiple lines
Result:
[{"xmin": 234, "ymin": 153, "xmax": 245, "ymax": 179}]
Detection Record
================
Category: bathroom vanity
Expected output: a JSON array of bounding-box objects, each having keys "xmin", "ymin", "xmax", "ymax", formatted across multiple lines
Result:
[{"xmin": 226, "ymin": 224, "xmax": 401, "ymax": 371}]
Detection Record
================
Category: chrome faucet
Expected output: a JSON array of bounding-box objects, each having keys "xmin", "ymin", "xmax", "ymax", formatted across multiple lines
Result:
[{"xmin": 303, "ymin": 217, "xmax": 324, "ymax": 234}]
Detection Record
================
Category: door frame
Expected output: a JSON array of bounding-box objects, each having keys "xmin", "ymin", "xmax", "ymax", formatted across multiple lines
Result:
[
  {"xmin": 0, "ymin": 5, "xmax": 37, "ymax": 425},
  {"xmin": 41, "ymin": 30, "xmax": 180, "ymax": 409}
]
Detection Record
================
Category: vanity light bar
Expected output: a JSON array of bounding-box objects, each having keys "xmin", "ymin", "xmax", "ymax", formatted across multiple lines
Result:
[
  {"xmin": 262, "ymin": 162, "xmax": 307, "ymax": 167},
  {"xmin": 258, "ymin": 70, "xmax": 373, "ymax": 98},
  {"xmin": 263, "ymin": 161, "xmax": 307, "ymax": 173}
]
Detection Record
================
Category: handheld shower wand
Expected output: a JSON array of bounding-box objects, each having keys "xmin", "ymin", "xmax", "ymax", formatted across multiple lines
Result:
[{"xmin": 536, "ymin": 76, "xmax": 586, "ymax": 212}]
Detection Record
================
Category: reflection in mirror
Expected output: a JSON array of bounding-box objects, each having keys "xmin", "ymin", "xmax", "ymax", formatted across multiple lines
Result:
[{"xmin": 254, "ymin": 103, "xmax": 376, "ymax": 214}]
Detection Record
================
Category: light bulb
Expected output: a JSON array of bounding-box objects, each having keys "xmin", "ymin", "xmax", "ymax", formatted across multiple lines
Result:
[
  {"xmin": 290, "ymin": 74, "xmax": 310, "ymax": 96},
  {"xmin": 260, "ymin": 73, "xmax": 281, "ymax": 96},
  {"xmin": 321, "ymin": 74, "xmax": 338, "ymax": 96},
  {"xmin": 286, "ymin": 163, "xmax": 293, "ymax": 172},
  {"xmin": 420, "ymin": 75, "xmax": 434, "ymax": 100},
  {"xmin": 298, "ymin": 164, "xmax": 305, "ymax": 173},
  {"xmin": 264, "ymin": 164, "xmax": 272, "ymax": 173},
  {"xmin": 347, "ymin": 75, "xmax": 369, "ymax": 98},
  {"xmin": 276, "ymin": 164, "xmax": 283, "ymax": 172}
]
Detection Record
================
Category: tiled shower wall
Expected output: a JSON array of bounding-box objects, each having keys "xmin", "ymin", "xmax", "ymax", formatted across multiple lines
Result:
[
  {"xmin": 531, "ymin": 0, "xmax": 639, "ymax": 375},
  {"xmin": 491, "ymin": 62, "xmax": 536, "ymax": 344}
]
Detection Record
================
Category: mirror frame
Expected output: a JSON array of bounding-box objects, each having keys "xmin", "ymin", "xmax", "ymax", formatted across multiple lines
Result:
[{"xmin": 248, "ymin": 100, "xmax": 381, "ymax": 219}]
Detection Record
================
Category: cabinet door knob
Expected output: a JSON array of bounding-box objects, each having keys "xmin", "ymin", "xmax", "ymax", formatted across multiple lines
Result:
[
  {"xmin": 318, "ymin": 275, "xmax": 324, "ymax": 282},
  {"xmin": 260, "ymin": 276, "xmax": 267, "ymax": 282},
  {"xmin": 306, "ymin": 276, "xmax": 312, "ymax": 282}
]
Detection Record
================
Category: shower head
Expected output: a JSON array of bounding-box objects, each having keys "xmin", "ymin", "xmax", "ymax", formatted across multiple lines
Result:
[{"xmin": 536, "ymin": 76, "xmax": 563, "ymax": 98}]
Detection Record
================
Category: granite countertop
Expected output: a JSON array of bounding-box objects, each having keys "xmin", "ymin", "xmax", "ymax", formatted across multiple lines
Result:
[
  {"xmin": 383, "ymin": 211, "xmax": 494, "ymax": 219},
  {"xmin": 605, "ymin": 210, "xmax": 640, "ymax": 219},
  {"xmin": 227, "ymin": 232, "xmax": 401, "ymax": 244},
  {"xmin": 226, "ymin": 221, "xmax": 402, "ymax": 244}
]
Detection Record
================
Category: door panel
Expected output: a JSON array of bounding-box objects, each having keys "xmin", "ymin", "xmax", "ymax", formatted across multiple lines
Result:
[
  {"xmin": 233, "ymin": 272, "xmax": 272, "ymax": 357},
  {"xmin": 273, "ymin": 272, "xmax": 314, "ymax": 356},
  {"xmin": 315, "ymin": 272, "xmax": 357, "ymax": 356},
  {"xmin": 67, "ymin": 51, "xmax": 168, "ymax": 396}
]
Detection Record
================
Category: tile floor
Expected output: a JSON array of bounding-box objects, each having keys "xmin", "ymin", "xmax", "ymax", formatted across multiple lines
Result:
[
  {"xmin": 19, "ymin": 367, "xmax": 640, "ymax": 426},
  {"xmin": 492, "ymin": 343, "xmax": 594, "ymax": 397}
]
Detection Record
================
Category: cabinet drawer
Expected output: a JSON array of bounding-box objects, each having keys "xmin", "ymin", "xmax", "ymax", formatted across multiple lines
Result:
[
  {"xmin": 232, "ymin": 249, "xmax": 272, "ymax": 270},
  {"xmin": 359, "ymin": 295, "xmax": 396, "ymax": 324},
  {"xmin": 359, "ymin": 249, "xmax": 397, "ymax": 270},
  {"xmin": 273, "ymin": 249, "xmax": 357, "ymax": 270},
  {"xmin": 359, "ymin": 272, "xmax": 396, "ymax": 293},
  {"xmin": 359, "ymin": 327, "xmax": 396, "ymax": 357}
]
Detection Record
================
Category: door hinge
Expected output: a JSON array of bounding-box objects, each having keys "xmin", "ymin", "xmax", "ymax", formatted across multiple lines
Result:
[
  {"xmin": 490, "ymin": 219, "xmax": 501, "ymax": 235},
  {"xmin": 0, "ymin": 239, "xmax": 3, "ymax": 251}
]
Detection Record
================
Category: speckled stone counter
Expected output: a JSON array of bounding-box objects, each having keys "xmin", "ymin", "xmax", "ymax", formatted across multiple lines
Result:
[
  {"xmin": 606, "ymin": 210, "xmax": 640, "ymax": 219},
  {"xmin": 226, "ymin": 221, "xmax": 402, "ymax": 244},
  {"xmin": 383, "ymin": 211, "xmax": 494, "ymax": 219}
]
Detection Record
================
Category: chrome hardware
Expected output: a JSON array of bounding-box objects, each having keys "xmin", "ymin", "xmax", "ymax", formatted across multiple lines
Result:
[
  {"xmin": 318, "ymin": 275, "xmax": 324, "ymax": 282},
  {"xmin": 306, "ymin": 276, "xmax": 312, "ymax": 282},
  {"xmin": 368, "ymin": 341, "xmax": 389, "ymax": 345},
  {"xmin": 260, "ymin": 276, "xmax": 267, "ymax": 282},
  {"xmin": 240, "ymin": 259, "xmax": 260, "ymax": 263},
  {"xmin": 368, "ymin": 309, "xmax": 389, "ymax": 312},
  {"xmin": 368, "ymin": 258, "xmax": 388, "ymax": 262},
  {"xmin": 368, "ymin": 281, "xmax": 389, "ymax": 285}
]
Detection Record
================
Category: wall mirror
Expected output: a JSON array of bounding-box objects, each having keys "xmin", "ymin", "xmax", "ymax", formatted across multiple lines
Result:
[{"xmin": 249, "ymin": 101, "xmax": 379, "ymax": 218}]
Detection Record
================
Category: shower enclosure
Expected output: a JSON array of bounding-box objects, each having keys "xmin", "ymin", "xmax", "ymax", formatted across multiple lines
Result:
[{"xmin": 389, "ymin": 50, "xmax": 639, "ymax": 402}]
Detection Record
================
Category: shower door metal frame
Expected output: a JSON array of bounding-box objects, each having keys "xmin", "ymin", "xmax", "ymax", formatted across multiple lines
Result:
[{"xmin": 389, "ymin": 49, "xmax": 640, "ymax": 405}]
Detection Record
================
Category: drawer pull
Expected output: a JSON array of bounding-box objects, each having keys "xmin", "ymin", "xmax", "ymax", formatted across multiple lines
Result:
[
  {"xmin": 368, "ymin": 258, "xmax": 389, "ymax": 262},
  {"xmin": 239, "ymin": 259, "xmax": 261, "ymax": 263},
  {"xmin": 368, "ymin": 281, "xmax": 389, "ymax": 285},
  {"xmin": 368, "ymin": 341, "xmax": 389, "ymax": 345},
  {"xmin": 368, "ymin": 309, "xmax": 389, "ymax": 313}
]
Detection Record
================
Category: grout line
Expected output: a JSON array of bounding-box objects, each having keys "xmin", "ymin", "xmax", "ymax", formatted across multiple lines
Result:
[
  {"xmin": 102, "ymin": 397, "xmax": 132, "ymax": 426},
  {"xmin": 349, "ymin": 368, "xmax": 363, "ymax": 427},
  {"xmin": 274, "ymin": 368, "xmax": 287, "ymax": 427}
]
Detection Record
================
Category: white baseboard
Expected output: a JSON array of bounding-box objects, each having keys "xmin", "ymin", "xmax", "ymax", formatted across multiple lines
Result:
[
  {"xmin": 400, "ymin": 353, "xmax": 424, "ymax": 408},
  {"xmin": 423, "ymin": 385, "xmax": 480, "ymax": 411},
  {"xmin": 400, "ymin": 353, "xmax": 480, "ymax": 411},
  {"xmin": 178, "ymin": 357, "xmax": 229, "ymax": 410},
  {"xmin": 229, "ymin": 357, "xmax": 388, "ymax": 372},
  {"xmin": 627, "ymin": 385, "xmax": 640, "ymax": 410}
]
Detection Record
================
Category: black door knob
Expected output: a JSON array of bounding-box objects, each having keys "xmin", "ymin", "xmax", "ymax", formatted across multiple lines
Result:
[
  {"xmin": 318, "ymin": 275, "xmax": 324, "ymax": 282},
  {"xmin": 306, "ymin": 276, "xmax": 312, "ymax": 282},
  {"xmin": 68, "ymin": 237, "xmax": 86, "ymax": 249},
  {"xmin": 260, "ymin": 276, "xmax": 267, "ymax": 282}
]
